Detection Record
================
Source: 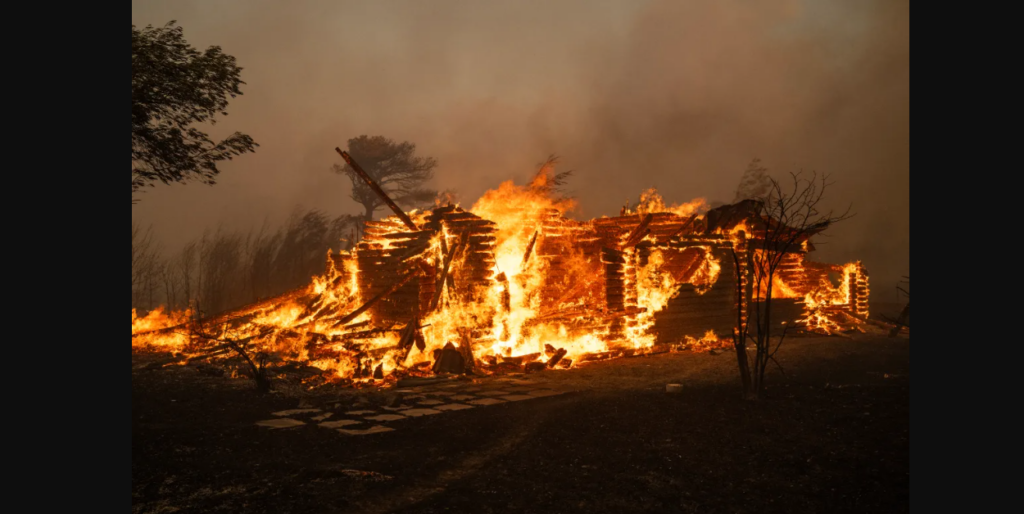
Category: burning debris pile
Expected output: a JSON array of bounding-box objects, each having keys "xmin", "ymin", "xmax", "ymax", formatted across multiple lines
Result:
[{"xmin": 132, "ymin": 152, "xmax": 868, "ymax": 386}]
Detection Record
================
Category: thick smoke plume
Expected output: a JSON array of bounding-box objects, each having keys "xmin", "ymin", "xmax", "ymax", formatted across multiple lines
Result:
[{"xmin": 132, "ymin": 0, "xmax": 908, "ymax": 294}]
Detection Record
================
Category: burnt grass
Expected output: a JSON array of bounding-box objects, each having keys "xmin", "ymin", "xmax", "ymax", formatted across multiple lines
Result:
[{"xmin": 132, "ymin": 335, "xmax": 909, "ymax": 514}]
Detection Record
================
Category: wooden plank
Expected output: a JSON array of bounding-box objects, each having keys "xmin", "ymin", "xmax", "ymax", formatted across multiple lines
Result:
[
  {"xmin": 429, "ymin": 235, "xmax": 464, "ymax": 312},
  {"xmin": 623, "ymin": 214, "xmax": 654, "ymax": 248},
  {"xmin": 335, "ymin": 270, "xmax": 420, "ymax": 326}
]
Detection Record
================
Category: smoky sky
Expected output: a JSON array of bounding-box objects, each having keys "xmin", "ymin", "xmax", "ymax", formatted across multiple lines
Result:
[{"xmin": 131, "ymin": 0, "xmax": 909, "ymax": 295}]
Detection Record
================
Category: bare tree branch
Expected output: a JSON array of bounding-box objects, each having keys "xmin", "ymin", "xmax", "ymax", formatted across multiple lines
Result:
[{"xmin": 730, "ymin": 167, "xmax": 853, "ymax": 399}]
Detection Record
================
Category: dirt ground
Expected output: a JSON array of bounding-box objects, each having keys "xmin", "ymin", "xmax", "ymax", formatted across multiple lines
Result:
[{"xmin": 132, "ymin": 332, "xmax": 909, "ymax": 514}]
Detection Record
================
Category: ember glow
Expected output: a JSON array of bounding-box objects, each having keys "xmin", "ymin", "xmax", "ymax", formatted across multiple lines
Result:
[
  {"xmin": 684, "ymin": 330, "xmax": 728, "ymax": 353},
  {"xmin": 132, "ymin": 163, "xmax": 869, "ymax": 383},
  {"xmin": 800, "ymin": 262, "xmax": 870, "ymax": 334},
  {"xmin": 132, "ymin": 308, "xmax": 191, "ymax": 349}
]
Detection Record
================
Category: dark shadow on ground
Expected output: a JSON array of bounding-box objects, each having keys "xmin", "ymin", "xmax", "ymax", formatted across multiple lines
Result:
[{"xmin": 132, "ymin": 336, "xmax": 909, "ymax": 514}]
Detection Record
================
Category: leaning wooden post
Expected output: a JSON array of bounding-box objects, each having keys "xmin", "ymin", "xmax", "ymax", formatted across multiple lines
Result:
[
  {"xmin": 429, "ymin": 233, "xmax": 465, "ymax": 312},
  {"xmin": 335, "ymin": 147, "xmax": 419, "ymax": 232},
  {"xmin": 521, "ymin": 231, "xmax": 539, "ymax": 269},
  {"xmin": 622, "ymin": 214, "xmax": 654, "ymax": 249},
  {"xmin": 333, "ymin": 270, "xmax": 418, "ymax": 327}
]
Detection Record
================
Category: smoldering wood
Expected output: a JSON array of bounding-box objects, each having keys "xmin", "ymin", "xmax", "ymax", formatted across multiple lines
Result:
[
  {"xmin": 432, "ymin": 342, "xmax": 466, "ymax": 374},
  {"xmin": 661, "ymin": 214, "xmax": 699, "ymax": 242},
  {"xmin": 380, "ymin": 230, "xmax": 433, "ymax": 241},
  {"xmin": 338, "ymin": 320, "xmax": 372, "ymax": 331},
  {"xmin": 578, "ymin": 351, "xmax": 618, "ymax": 363},
  {"xmin": 446, "ymin": 274, "xmax": 456, "ymax": 300},
  {"xmin": 620, "ymin": 213, "xmax": 655, "ymax": 249},
  {"xmin": 457, "ymin": 332, "xmax": 476, "ymax": 373},
  {"xmin": 496, "ymin": 272, "xmax": 512, "ymax": 313},
  {"xmin": 335, "ymin": 328, "xmax": 402, "ymax": 341},
  {"xmin": 133, "ymin": 287, "xmax": 313, "ymax": 339},
  {"xmin": 601, "ymin": 248, "xmax": 626, "ymax": 264},
  {"xmin": 335, "ymin": 270, "xmax": 419, "ymax": 327},
  {"xmin": 525, "ymin": 361, "xmax": 548, "ymax": 373},
  {"xmin": 500, "ymin": 353, "xmax": 541, "ymax": 366},
  {"xmin": 415, "ymin": 329, "xmax": 426, "ymax": 352},
  {"xmin": 546, "ymin": 348, "xmax": 568, "ymax": 368},
  {"xmin": 521, "ymin": 231, "xmax": 539, "ymax": 268},
  {"xmin": 397, "ymin": 320, "xmax": 416, "ymax": 352},
  {"xmin": 141, "ymin": 188, "xmax": 869, "ymax": 384},
  {"xmin": 430, "ymin": 234, "xmax": 465, "ymax": 312}
]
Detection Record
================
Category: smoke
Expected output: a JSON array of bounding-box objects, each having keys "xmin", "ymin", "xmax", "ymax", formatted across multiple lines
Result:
[{"xmin": 131, "ymin": 0, "xmax": 908, "ymax": 294}]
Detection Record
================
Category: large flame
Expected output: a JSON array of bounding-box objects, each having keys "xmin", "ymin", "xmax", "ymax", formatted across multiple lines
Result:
[
  {"xmin": 626, "ymin": 188, "xmax": 708, "ymax": 218},
  {"xmin": 132, "ymin": 163, "xmax": 866, "ymax": 383},
  {"xmin": 799, "ymin": 262, "xmax": 865, "ymax": 333},
  {"xmin": 132, "ymin": 307, "xmax": 191, "ymax": 350},
  {"xmin": 467, "ymin": 164, "xmax": 579, "ymax": 360}
]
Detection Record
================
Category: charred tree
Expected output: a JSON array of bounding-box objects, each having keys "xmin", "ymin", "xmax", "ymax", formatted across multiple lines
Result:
[
  {"xmin": 887, "ymin": 276, "xmax": 910, "ymax": 337},
  {"xmin": 730, "ymin": 171, "xmax": 852, "ymax": 400}
]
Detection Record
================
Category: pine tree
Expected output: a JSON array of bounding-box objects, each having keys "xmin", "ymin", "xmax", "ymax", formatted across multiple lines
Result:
[{"xmin": 733, "ymin": 158, "xmax": 773, "ymax": 203}]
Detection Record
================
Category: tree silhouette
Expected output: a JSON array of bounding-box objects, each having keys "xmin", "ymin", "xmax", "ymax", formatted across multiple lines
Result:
[
  {"xmin": 730, "ymin": 171, "xmax": 852, "ymax": 400},
  {"xmin": 132, "ymin": 21, "xmax": 257, "ymax": 201},
  {"xmin": 733, "ymin": 158, "xmax": 773, "ymax": 204},
  {"xmin": 332, "ymin": 136, "xmax": 438, "ymax": 227}
]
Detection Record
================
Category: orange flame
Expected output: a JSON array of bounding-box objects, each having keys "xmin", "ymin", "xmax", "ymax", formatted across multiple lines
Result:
[
  {"xmin": 800, "ymin": 262, "xmax": 862, "ymax": 334},
  {"xmin": 684, "ymin": 330, "xmax": 727, "ymax": 353},
  {"xmin": 131, "ymin": 307, "xmax": 191, "ymax": 350},
  {"xmin": 625, "ymin": 189, "xmax": 708, "ymax": 218},
  {"xmin": 132, "ymin": 162, "xmax": 863, "ymax": 383}
]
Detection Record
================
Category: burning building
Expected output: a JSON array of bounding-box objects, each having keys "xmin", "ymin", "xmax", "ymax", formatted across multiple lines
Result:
[{"xmin": 132, "ymin": 153, "xmax": 869, "ymax": 384}]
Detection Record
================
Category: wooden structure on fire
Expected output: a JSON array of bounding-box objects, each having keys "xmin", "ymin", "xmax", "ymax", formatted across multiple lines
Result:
[
  {"xmin": 337, "ymin": 201, "xmax": 868, "ymax": 352},
  {"xmin": 343, "ymin": 206, "xmax": 498, "ymax": 328},
  {"xmin": 535, "ymin": 209, "xmax": 739, "ymax": 345}
]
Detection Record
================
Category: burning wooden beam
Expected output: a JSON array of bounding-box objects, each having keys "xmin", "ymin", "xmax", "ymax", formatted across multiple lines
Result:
[
  {"xmin": 662, "ymin": 214, "xmax": 699, "ymax": 242},
  {"xmin": 521, "ymin": 230, "xmax": 539, "ymax": 269},
  {"xmin": 500, "ymin": 353, "xmax": 541, "ymax": 366},
  {"xmin": 133, "ymin": 185, "xmax": 873, "ymax": 386},
  {"xmin": 335, "ymin": 147, "xmax": 419, "ymax": 232},
  {"xmin": 622, "ymin": 214, "xmax": 654, "ymax": 248},
  {"xmin": 546, "ymin": 348, "xmax": 568, "ymax": 368},
  {"xmin": 496, "ymin": 273, "xmax": 511, "ymax": 313},
  {"xmin": 396, "ymin": 317, "xmax": 418, "ymax": 361},
  {"xmin": 335, "ymin": 269, "xmax": 419, "ymax": 327},
  {"xmin": 429, "ymin": 232, "xmax": 465, "ymax": 312}
]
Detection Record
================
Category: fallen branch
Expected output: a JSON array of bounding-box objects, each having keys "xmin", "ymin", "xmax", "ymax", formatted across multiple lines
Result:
[
  {"xmin": 192, "ymin": 329, "xmax": 275, "ymax": 393},
  {"xmin": 546, "ymin": 348, "xmax": 568, "ymax": 368}
]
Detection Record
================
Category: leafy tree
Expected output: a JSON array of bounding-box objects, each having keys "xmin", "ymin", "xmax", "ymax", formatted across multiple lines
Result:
[
  {"xmin": 132, "ymin": 21, "xmax": 257, "ymax": 200},
  {"xmin": 332, "ymin": 136, "xmax": 438, "ymax": 225}
]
